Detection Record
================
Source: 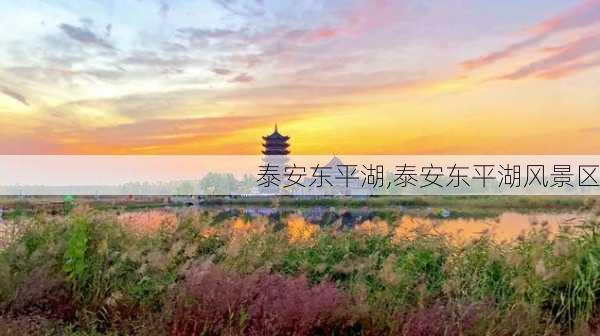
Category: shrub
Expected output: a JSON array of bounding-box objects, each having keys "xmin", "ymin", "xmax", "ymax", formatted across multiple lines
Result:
[
  {"xmin": 3, "ymin": 265, "xmax": 75, "ymax": 321},
  {"xmin": 169, "ymin": 262, "xmax": 350, "ymax": 336},
  {"xmin": 399, "ymin": 302, "xmax": 481, "ymax": 336},
  {"xmin": 0, "ymin": 316, "xmax": 62, "ymax": 336}
]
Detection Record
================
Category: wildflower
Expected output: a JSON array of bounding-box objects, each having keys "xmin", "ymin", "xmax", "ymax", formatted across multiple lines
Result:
[
  {"xmin": 231, "ymin": 218, "xmax": 252, "ymax": 236},
  {"xmin": 286, "ymin": 215, "xmax": 319, "ymax": 243},
  {"xmin": 223, "ymin": 217, "xmax": 268, "ymax": 257},
  {"xmin": 117, "ymin": 211, "xmax": 177, "ymax": 235},
  {"xmin": 355, "ymin": 219, "xmax": 389, "ymax": 236},
  {"xmin": 392, "ymin": 217, "xmax": 429, "ymax": 243},
  {"xmin": 199, "ymin": 227, "xmax": 217, "ymax": 238},
  {"xmin": 228, "ymin": 217, "xmax": 266, "ymax": 238}
]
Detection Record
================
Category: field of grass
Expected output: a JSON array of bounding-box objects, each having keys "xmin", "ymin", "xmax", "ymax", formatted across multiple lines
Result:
[{"xmin": 2, "ymin": 203, "xmax": 600, "ymax": 335}]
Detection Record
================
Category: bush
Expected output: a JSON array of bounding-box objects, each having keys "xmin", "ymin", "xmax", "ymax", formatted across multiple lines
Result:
[
  {"xmin": 169, "ymin": 261, "xmax": 350, "ymax": 336},
  {"xmin": 3, "ymin": 265, "xmax": 75, "ymax": 321}
]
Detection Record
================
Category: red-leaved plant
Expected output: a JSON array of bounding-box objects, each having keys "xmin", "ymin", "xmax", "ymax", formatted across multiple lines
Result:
[{"xmin": 168, "ymin": 261, "xmax": 349, "ymax": 336}]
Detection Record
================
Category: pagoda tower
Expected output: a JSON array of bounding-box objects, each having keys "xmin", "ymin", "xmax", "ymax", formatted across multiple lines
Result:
[
  {"xmin": 262, "ymin": 124, "xmax": 290, "ymax": 155},
  {"xmin": 260, "ymin": 124, "xmax": 290, "ymax": 193}
]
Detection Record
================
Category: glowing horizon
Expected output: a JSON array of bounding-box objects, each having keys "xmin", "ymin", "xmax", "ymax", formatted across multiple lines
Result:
[{"xmin": 1, "ymin": 0, "xmax": 600, "ymax": 154}]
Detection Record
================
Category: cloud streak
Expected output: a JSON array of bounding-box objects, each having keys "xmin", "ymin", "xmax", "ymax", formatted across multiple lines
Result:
[
  {"xmin": 462, "ymin": 0, "xmax": 600, "ymax": 69},
  {"xmin": 528, "ymin": 0, "xmax": 600, "ymax": 36},
  {"xmin": 212, "ymin": 68, "xmax": 232, "ymax": 75},
  {"xmin": 59, "ymin": 23, "xmax": 115, "ymax": 50},
  {"xmin": 0, "ymin": 86, "xmax": 29, "ymax": 106},
  {"xmin": 462, "ymin": 35, "xmax": 545, "ymax": 70},
  {"xmin": 212, "ymin": 0, "xmax": 265, "ymax": 17},
  {"xmin": 537, "ymin": 57, "xmax": 600, "ymax": 79},
  {"xmin": 299, "ymin": 0, "xmax": 402, "ymax": 44},
  {"xmin": 230, "ymin": 73, "xmax": 254, "ymax": 83},
  {"xmin": 496, "ymin": 34, "xmax": 600, "ymax": 80}
]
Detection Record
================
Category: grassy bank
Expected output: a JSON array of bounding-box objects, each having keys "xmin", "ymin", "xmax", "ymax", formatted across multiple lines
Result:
[
  {"xmin": 2, "ymin": 207, "xmax": 600, "ymax": 335},
  {"xmin": 2, "ymin": 196, "xmax": 594, "ymax": 223}
]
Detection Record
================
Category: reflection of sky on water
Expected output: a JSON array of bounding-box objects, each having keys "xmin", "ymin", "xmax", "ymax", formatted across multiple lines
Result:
[
  {"xmin": 396, "ymin": 212, "xmax": 586, "ymax": 243},
  {"xmin": 211, "ymin": 205, "xmax": 587, "ymax": 242}
]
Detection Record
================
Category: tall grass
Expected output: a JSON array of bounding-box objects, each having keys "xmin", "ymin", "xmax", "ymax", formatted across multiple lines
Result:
[{"xmin": 1, "ymin": 207, "xmax": 600, "ymax": 335}]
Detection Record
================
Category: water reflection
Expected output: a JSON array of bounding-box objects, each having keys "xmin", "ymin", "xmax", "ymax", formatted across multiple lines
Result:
[
  {"xmin": 208, "ymin": 206, "xmax": 588, "ymax": 242},
  {"xmin": 395, "ymin": 212, "xmax": 586, "ymax": 243}
]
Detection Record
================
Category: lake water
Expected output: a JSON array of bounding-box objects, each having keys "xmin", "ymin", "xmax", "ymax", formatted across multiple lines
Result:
[
  {"xmin": 200, "ymin": 205, "xmax": 589, "ymax": 242},
  {"xmin": 394, "ymin": 212, "xmax": 586, "ymax": 242}
]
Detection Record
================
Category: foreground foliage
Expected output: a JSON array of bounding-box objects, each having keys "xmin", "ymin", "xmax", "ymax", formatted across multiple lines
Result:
[{"xmin": 2, "ymin": 206, "xmax": 600, "ymax": 335}]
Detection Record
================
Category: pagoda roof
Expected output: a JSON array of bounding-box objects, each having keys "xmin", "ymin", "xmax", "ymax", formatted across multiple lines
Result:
[
  {"xmin": 262, "ymin": 150, "xmax": 290, "ymax": 155},
  {"xmin": 262, "ymin": 133, "xmax": 289, "ymax": 141},
  {"xmin": 262, "ymin": 142, "xmax": 289, "ymax": 147},
  {"xmin": 263, "ymin": 124, "xmax": 290, "ymax": 141}
]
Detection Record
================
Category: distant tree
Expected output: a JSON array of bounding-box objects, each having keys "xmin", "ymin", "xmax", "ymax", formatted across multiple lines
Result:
[
  {"xmin": 198, "ymin": 173, "xmax": 240, "ymax": 195},
  {"xmin": 239, "ymin": 174, "xmax": 256, "ymax": 193},
  {"xmin": 176, "ymin": 182, "xmax": 194, "ymax": 195}
]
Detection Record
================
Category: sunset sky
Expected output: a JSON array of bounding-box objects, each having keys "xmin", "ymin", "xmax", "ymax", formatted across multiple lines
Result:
[{"xmin": 1, "ymin": 0, "xmax": 599, "ymax": 154}]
